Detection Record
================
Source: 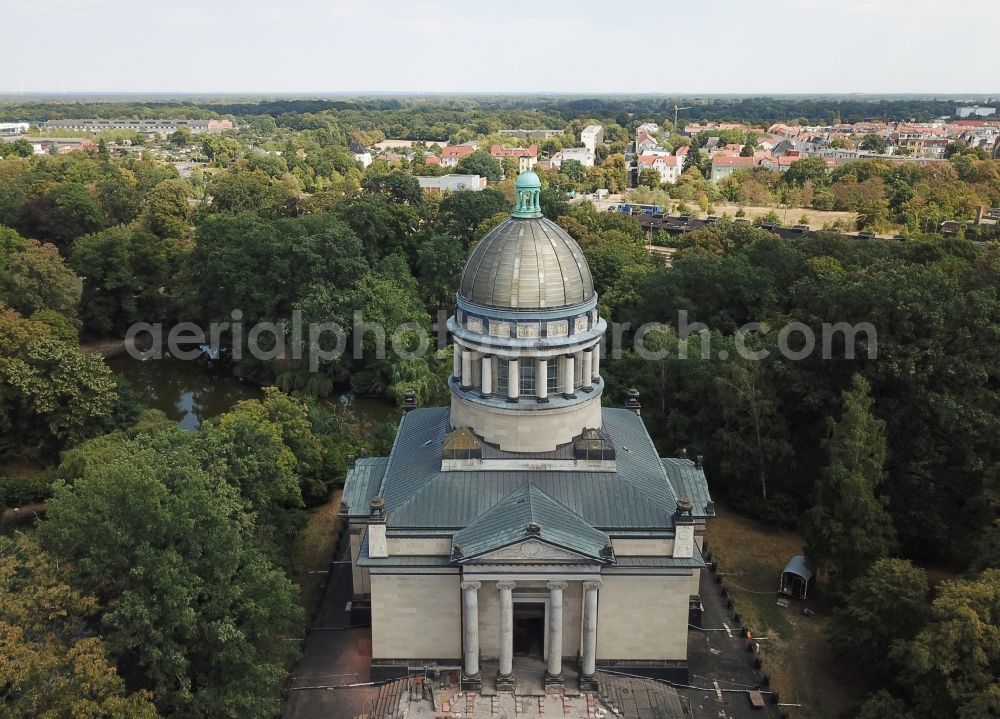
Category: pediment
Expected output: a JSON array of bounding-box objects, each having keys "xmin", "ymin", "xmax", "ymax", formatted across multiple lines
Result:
[{"xmin": 467, "ymin": 538, "xmax": 596, "ymax": 564}]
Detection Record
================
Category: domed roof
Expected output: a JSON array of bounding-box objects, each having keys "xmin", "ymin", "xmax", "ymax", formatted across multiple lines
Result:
[
  {"xmin": 458, "ymin": 215, "xmax": 595, "ymax": 310},
  {"xmin": 515, "ymin": 170, "xmax": 542, "ymax": 191}
]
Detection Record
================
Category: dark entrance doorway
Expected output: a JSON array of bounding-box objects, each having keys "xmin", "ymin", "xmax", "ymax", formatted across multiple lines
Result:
[{"xmin": 513, "ymin": 602, "xmax": 545, "ymax": 657}]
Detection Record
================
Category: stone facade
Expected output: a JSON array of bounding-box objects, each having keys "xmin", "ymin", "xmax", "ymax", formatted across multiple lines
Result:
[
  {"xmin": 450, "ymin": 394, "xmax": 603, "ymax": 453},
  {"xmin": 596, "ymin": 575, "xmax": 690, "ymax": 661},
  {"xmin": 370, "ymin": 573, "xmax": 462, "ymax": 660}
]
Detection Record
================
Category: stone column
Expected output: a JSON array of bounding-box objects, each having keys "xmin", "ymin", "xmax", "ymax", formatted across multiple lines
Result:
[
  {"xmin": 581, "ymin": 349, "xmax": 593, "ymax": 391},
  {"xmin": 580, "ymin": 581, "xmax": 601, "ymax": 689},
  {"xmin": 545, "ymin": 581, "xmax": 567, "ymax": 684},
  {"xmin": 461, "ymin": 347, "xmax": 473, "ymax": 390},
  {"xmin": 536, "ymin": 357, "xmax": 549, "ymax": 403},
  {"xmin": 506, "ymin": 358, "xmax": 519, "ymax": 403},
  {"xmin": 480, "ymin": 356, "xmax": 493, "ymax": 397},
  {"xmin": 496, "ymin": 580, "xmax": 516, "ymax": 689},
  {"xmin": 461, "ymin": 581, "xmax": 482, "ymax": 686},
  {"xmin": 592, "ymin": 344, "xmax": 601, "ymax": 380},
  {"xmin": 453, "ymin": 343, "xmax": 462, "ymax": 380},
  {"xmin": 562, "ymin": 354, "xmax": 576, "ymax": 398}
]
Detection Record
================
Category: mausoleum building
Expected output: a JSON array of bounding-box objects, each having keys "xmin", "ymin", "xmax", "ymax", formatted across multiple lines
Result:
[{"xmin": 341, "ymin": 170, "xmax": 714, "ymax": 690}]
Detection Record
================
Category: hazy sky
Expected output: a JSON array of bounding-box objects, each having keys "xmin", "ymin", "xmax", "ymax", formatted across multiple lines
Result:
[{"xmin": 4, "ymin": 0, "xmax": 999, "ymax": 95}]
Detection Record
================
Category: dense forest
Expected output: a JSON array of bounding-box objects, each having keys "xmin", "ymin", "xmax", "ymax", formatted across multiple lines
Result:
[
  {"xmin": 1, "ymin": 100, "xmax": 998, "ymax": 718},
  {"xmin": 4, "ymin": 94, "xmax": 999, "ymax": 130}
]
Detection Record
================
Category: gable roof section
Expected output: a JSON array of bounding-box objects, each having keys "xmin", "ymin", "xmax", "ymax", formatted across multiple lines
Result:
[
  {"xmin": 452, "ymin": 484, "xmax": 611, "ymax": 562},
  {"xmin": 377, "ymin": 407, "xmax": 679, "ymax": 530},
  {"xmin": 661, "ymin": 458, "xmax": 714, "ymax": 517}
]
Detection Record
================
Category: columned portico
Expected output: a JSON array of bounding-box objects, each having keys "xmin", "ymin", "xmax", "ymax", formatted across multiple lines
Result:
[
  {"xmin": 544, "ymin": 580, "xmax": 568, "ymax": 685},
  {"xmin": 496, "ymin": 580, "xmax": 516, "ymax": 689},
  {"xmin": 461, "ymin": 581, "xmax": 482, "ymax": 688},
  {"xmin": 580, "ymin": 580, "xmax": 601, "ymax": 690}
]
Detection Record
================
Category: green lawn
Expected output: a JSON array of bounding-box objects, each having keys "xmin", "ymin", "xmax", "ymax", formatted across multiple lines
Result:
[{"xmin": 708, "ymin": 503, "xmax": 861, "ymax": 719}]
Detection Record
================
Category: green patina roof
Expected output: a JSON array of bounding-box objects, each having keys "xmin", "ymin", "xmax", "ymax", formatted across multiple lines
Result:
[
  {"xmin": 367, "ymin": 406, "xmax": 680, "ymax": 530},
  {"xmin": 511, "ymin": 169, "xmax": 542, "ymax": 218},
  {"xmin": 515, "ymin": 170, "xmax": 541, "ymax": 190},
  {"xmin": 661, "ymin": 458, "xmax": 714, "ymax": 518},
  {"xmin": 452, "ymin": 484, "xmax": 612, "ymax": 562},
  {"xmin": 341, "ymin": 457, "xmax": 388, "ymax": 517}
]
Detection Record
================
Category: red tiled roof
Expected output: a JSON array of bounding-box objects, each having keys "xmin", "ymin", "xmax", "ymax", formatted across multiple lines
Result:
[
  {"xmin": 442, "ymin": 145, "xmax": 475, "ymax": 158},
  {"xmin": 712, "ymin": 156, "xmax": 757, "ymax": 168},
  {"xmin": 490, "ymin": 143, "xmax": 538, "ymax": 158},
  {"xmin": 638, "ymin": 154, "xmax": 679, "ymax": 167}
]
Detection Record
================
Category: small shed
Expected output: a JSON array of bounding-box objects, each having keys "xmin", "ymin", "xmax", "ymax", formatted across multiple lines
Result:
[{"xmin": 779, "ymin": 555, "xmax": 815, "ymax": 600}]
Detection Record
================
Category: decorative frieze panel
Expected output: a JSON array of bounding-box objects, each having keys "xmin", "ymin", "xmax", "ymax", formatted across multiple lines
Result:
[
  {"xmin": 516, "ymin": 322, "xmax": 540, "ymax": 339},
  {"xmin": 547, "ymin": 320, "xmax": 568, "ymax": 337},
  {"xmin": 574, "ymin": 315, "xmax": 589, "ymax": 334},
  {"xmin": 466, "ymin": 316, "xmax": 483, "ymax": 333},
  {"xmin": 489, "ymin": 320, "xmax": 511, "ymax": 338},
  {"xmin": 472, "ymin": 538, "xmax": 592, "ymax": 564}
]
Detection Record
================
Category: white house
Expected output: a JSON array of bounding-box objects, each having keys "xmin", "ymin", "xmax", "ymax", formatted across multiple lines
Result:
[
  {"xmin": 416, "ymin": 174, "xmax": 487, "ymax": 193},
  {"xmin": 638, "ymin": 153, "xmax": 682, "ymax": 185},
  {"xmin": 0, "ymin": 122, "xmax": 30, "ymax": 135},
  {"xmin": 552, "ymin": 147, "xmax": 595, "ymax": 168},
  {"xmin": 580, "ymin": 125, "xmax": 604, "ymax": 154}
]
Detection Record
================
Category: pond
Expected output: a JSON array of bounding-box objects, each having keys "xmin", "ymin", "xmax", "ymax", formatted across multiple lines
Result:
[{"xmin": 108, "ymin": 355, "xmax": 399, "ymax": 431}]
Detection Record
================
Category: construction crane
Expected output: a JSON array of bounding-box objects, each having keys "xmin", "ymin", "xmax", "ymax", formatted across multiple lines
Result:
[{"xmin": 672, "ymin": 104, "xmax": 692, "ymax": 132}]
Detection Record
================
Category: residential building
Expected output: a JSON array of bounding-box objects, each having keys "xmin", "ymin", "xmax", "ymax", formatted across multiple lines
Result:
[
  {"xmin": 441, "ymin": 143, "xmax": 477, "ymax": 167},
  {"xmin": 0, "ymin": 122, "xmax": 30, "ymax": 135},
  {"xmin": 890, "ymin": 122, "xmax": 948, "ymax": 157},
  {"xmin": 353, "ymin": 151, "xmax": 373, "ymax": 168},
  {"xmin": 342, "ymin": 170, "xmax": 713, "ymax": 690},
  {"xmin": 416, "ymin": 174, "xmax": 487, "ymax": 193},
  {"xmin": 491, "ymin": 144, "xmax": 538, "ymax": 173},
  {"xmin": 636, "ymin": 130, "xmax": 659, "ymax": 154},
  {"xmin": 758, "ymin": 154, "xmax": 808, "ymax": 173},
  {"xmin": 580, "ymin": 125, "xmax": 604, "ymax": 153},
  {"xmin": 2, "ymin": 136, "xmax": 97, "ymax": 155},
  {"xmin": 638, "ymin": 153, "xmax": 682, "ymax": 185},
  {"xmin": 552, "ymin": 147, "xmax": 595, "ymax": 168},
  {"xmin": 710, "ymin": 155, "xmax": 757, "ymax": 182},
  {"xmin": 43, "ymin": 118, "xmax": 234, "ymax": 135}
]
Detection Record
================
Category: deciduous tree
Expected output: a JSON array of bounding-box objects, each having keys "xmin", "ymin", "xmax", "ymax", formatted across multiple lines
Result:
[{"xmin": 802, "ymin": 375, "xmax": 897, "ymax": 593}]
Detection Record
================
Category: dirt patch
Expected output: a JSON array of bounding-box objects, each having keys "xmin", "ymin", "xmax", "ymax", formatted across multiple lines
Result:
[
  {"xmin": 707, "ymin": 503, "xmax": 861, "ymax": 719},
  {"xmin": 708, "ymin": 203, "xmax": 858, "ymax": 231},
  {"xmin": 293, "ymin": 490, "xmax": 343, "ymax": 612}
]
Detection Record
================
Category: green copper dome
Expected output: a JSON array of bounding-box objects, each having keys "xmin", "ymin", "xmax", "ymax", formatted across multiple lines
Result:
[{"xmin": 511, "ymin": 170, "xmax": 542, "ymax": 218}]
